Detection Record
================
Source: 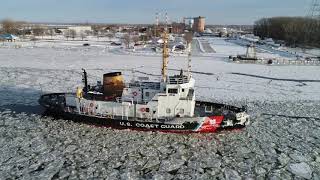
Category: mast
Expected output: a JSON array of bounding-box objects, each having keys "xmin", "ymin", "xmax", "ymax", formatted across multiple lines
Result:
[
  {"xmin": 187, "ymin": 41, "xmax": 192, "ymax": 79},
  {"xmin": 161, "ymin": 31, "xmax": 169, "ymax": 82},
  {"xmin": 155, "ymin": 12, "xmax": 159, "ymax": 37},
  {"xmin": 82, "ymin": 68, "xmax": 88, "ymax": 92},
  {"xmin": 161, "ymin": 13, "xmax": 169, "ymax": 82},
  {"xmin": 184, "ymin": 32, "xmax": 193, "ymax": 79}
]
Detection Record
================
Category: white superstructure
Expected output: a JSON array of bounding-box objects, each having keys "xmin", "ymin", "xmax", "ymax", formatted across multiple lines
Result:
[{"xmin": 75, "ymin": 72, "xmax": 196, "ymax": 121}]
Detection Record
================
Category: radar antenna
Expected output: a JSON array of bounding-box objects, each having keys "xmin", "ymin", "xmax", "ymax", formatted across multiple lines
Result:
[{"xmin": 308, "ymin": 0, "xmax": 320, "ymax": 19}]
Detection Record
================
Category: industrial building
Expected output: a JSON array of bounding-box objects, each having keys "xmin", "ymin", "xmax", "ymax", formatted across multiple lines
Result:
[{"xmin": 193, "ymin": 16, "xmax": 205, "ymax": 33}]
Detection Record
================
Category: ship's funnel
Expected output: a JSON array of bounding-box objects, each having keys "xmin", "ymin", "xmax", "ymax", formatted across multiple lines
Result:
[{"xmin": 103, "ymin": 72, "xmax": 125, "ymax": 99}]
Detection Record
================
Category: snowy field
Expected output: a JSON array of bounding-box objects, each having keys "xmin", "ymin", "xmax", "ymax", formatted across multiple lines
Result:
[{"xmin": 0, "ymin": 37, "xmax": 319, "ymax": 179}]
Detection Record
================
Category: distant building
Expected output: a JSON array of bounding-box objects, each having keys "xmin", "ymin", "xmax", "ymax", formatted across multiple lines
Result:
[
  {"xmin": 67, "ymin": 26, "xmax": 92, "ymax": 34},
  {"xmin": 187, "ymin": 19, "xmax": 194, "ymax": 29},
  {"xmin": 25, "ymin": 24, "xmax": 93, "ymax": 36},
  {"xmin": 171, "ymin": 22, "xmax": 185, "ymax": 34},
  {"xmin": 193, "ymin": 16, "xmax": 205, "ymax": 33}
]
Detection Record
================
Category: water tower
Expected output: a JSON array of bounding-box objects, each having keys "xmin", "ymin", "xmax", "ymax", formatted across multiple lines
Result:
[{"xmin": 193, "ymin": 16, "xmax": 205, "ymax": 33}]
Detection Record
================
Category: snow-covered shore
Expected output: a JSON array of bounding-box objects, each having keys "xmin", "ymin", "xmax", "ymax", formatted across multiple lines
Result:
[{"xmin": 1, "ymin": 42, "xmax": 320, "ymax": 103}]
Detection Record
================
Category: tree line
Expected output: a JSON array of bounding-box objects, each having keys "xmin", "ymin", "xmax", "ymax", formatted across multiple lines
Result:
[
  {"xmin": 253, "ymin": 17, "xmax": 320, "ymax": 48},
  {"xmin": 0, "ymin": 19, "xmax": 57, "ymax": 38}
]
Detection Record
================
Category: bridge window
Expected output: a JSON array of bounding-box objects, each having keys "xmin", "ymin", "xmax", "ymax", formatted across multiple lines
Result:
[
  {"xmin": 145, "ymin": 92, "xmax": 150, "ymax": 97},
  {"xmin": 187, "ymin": 89, "xmax": 194, "ymax": 97},
  {"xmin": 166, "ymin": 108, "xmax": 171, "ymax": 113},
  {"xmin": 168, "ymin": 89, "xmax": 178, "ymax": 94},
  {"xmin": 205, "ymin": 106, "xmax": 213, "ymax": 113}
]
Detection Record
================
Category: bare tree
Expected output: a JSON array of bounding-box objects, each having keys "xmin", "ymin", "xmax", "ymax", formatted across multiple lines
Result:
[
  {"xmin": 18, "ymin": 22, "xmax": 29, "ymax": 38},
  {"xmin": 122, "ymin": 34, "xmax": 131, "ymax": 48},
  {"xmin": 80, "ymin": 30, "xmax": 86, "ymax": 41},
  {"xmin": 0, "ymin": 36, "xmax": 4, "ymax": 45},
  {"xmin": 30, "ymin": 36, "xmax": 38, "ymax": 46},
  {"xmin": 69, "ymin": 29, "xmax": 77, "ymax": 40},
  {"xmin": 143, "ymin": 30, "xmax": 153, "ymax": 42},
  {"xmin": 183, "ymin": 32, "xmax": 193, "ymax": 44},
  {"xmin": 106, "ymin": 33, "xmax": 114, "ymax": 41},
  {"xmin": 84, "ymin": 30, "xmax": 92, "ymax": 36},
  {"xmin": 33, "ymin": 26, "xmax": 45, "ymax": 39},
  {"xmin": 64, "ymin": 30, "xmax": 71, "ymax": 41},
  {"xmin": 49, "ymin": 29, "xmax": 55, "ymax": 39},
  {"xmin": 91, "ymin": 25, "xmax": 101, "ymax": 33},
  {"xmin": 91, "ymin": 25, "xmax": 102, "ymax": 41},
  {"xmin": 132, "ymin": 35, "xmax": 140, "ymax": 45},
  {"xmin": 1, "ymin": 19, "xmax": 19, "ymax": 34},
  {"xmin": 93, "ymin": 30, "xmax": 101, "ymax": 41}
]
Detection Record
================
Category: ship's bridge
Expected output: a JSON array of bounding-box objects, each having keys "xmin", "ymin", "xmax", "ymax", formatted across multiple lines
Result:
[
  {"xmin": 165, "ymin": 75, "xmax": 195, "ymax": 100},
  {"xmin": 168, "ymin": 75, "xmax": 189, "ymax": 85},
  {"xmin": 155, "ymin": 75, "xmax": 196, "ymax": 118}
]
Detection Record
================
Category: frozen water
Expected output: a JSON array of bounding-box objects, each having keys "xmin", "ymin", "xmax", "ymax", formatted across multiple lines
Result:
[
  {"xmin": 0, "ymin": 37, "xmax": 319, "ymax": 179},
  {"xmin": 288, "ymin": 162, "xmax": 313, "ymax": 179}
]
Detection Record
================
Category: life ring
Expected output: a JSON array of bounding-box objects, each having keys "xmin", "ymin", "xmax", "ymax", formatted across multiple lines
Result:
[
  {"xmin": 88, "ymin": 102, "xmax": 95, "ymax": 115},
  {"xmin": 106, "ymin": 115, "xmax": 112, "ymax": 119},
  {"xmin": 140, "ymin": 108, "xmax": 146, "ymax": 112},
  {"xmin": 132, "ymin": 91, "xmax": 138, "ymax": 96}
]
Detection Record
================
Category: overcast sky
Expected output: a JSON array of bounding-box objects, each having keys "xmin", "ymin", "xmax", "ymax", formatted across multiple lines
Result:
[{"xmin": 0, "ymin": 0, "xmax": 311, "ymax": 25}]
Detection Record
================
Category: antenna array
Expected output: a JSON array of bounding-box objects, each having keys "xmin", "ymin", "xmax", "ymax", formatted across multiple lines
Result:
[{"xmin": 308, "ymin": 0, "xmax": 320, "ymax": 19}]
